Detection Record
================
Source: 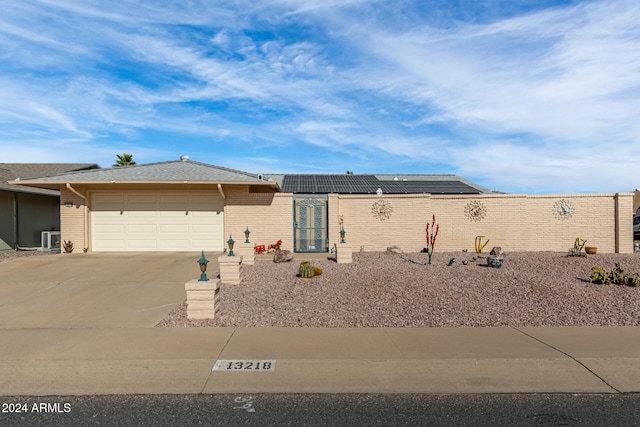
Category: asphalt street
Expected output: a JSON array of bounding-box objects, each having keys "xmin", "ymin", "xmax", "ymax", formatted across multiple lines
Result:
[{"xmin": 2, "ymin": 393, "xmax": 640, "ymax": 427}]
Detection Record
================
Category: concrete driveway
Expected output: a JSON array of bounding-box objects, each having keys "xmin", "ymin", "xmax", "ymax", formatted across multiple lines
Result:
[{"xmin": 0, "ymin": 252, "xmax": 221, "ymax": 328}]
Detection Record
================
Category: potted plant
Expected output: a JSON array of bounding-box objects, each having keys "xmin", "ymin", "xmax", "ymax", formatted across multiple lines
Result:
[{"xmin": 487, "ymin": 246, "xmax": 505, "ymax": 268}]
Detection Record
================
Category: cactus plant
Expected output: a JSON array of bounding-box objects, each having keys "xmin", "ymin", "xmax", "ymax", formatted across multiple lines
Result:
[
  {"xmin": 574, "ymin": 237, "xmax": 587, "ymax": 252},
  {"xmin": 475, "ymin": 236, "xmax": 489, "ymax": 254},
  {"xmin": 567, "ymin": 247, "xmax": 586, "ymax": 258},
  {"xmin": 297, "ymin": 261, "xmax": 324, "ymax": 279},
  {"xmin": 588, "ymin": 266, "xmax": 610, "ymax": 284},
  {"xmin": 588, "ymin": 263, "xmax": 640, "ymax": 287},
  {"xmin": 568, "ymin": 238, "xmax": 587, "ymax": 257},
  {"xmin": 625, "ymin": 273, "xmax": 640, "ymax": 288},
  {"xmin": 425, "ymin": 214, "xmax": 439, "ymax": 265},
  {"xmin": 299, "ymin": 263, "xmax": 314, "ymax": 278}
]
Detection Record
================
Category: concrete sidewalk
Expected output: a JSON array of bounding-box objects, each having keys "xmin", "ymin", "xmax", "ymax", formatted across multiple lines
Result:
[{"xmin": 1, "ymin": 326, "xmax": 638, "ymax": 395}]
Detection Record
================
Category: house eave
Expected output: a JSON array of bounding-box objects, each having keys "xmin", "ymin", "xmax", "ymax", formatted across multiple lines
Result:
[{"xmin": 8, "ymin": 180, "xmax": 281, "ymax": 192}]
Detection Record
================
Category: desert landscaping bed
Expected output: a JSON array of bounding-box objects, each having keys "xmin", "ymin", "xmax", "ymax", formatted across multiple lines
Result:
[{"xmin": 157, "ymin": 251, "xmax": 640, "ymax": 328}]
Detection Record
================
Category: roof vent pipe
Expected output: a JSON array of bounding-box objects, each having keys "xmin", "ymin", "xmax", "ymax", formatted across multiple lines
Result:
[{"xmin": 180, "ymin": 155, "xmax": 190, "ymax": 161}]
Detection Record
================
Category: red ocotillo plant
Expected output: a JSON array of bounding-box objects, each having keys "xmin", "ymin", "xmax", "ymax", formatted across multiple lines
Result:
[{"xmin": 425, "ymin": 214, "xmax": 439, "ymax": 264}]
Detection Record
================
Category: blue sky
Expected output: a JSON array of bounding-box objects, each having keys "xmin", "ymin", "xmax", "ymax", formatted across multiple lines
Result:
[{"xmin": 1, "ymin": 0, "xmax": 639, "ymax": 194}]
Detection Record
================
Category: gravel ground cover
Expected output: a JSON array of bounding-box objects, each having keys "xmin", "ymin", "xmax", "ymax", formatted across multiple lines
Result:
[
  {"xmin": 0, "ymin": 250, "xmax": 57, "ymax": 263},
  {"xmin": 157, "ymin": 251, "xmax": 640, "ymax": 328}
]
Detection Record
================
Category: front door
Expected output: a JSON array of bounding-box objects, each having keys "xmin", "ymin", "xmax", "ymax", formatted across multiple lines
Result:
[{"xmin": 293, "ymin": 196, "xmax": 328, "ymax": 252}]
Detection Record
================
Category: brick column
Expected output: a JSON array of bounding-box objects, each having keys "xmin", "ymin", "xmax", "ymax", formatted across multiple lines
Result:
[
  {"xmin": 185, "ymin": 279, "xmax": 220, "ymax": 319},
  {"xmin": 236, "ymin": 242, "xmax": 255, "ymax": 265},
  {"xmin": 218, "ymin": 255, "xmax": 243, "ymax": 284},
  {"xmin": 336, "ymin": 244, "xmax": 352, "ymax": 264}
]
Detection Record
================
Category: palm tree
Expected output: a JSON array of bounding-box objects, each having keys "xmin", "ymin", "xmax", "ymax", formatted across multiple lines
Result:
[{"xmin": 113, "ymin": 153, "xmax": 136, "ymax": 167}]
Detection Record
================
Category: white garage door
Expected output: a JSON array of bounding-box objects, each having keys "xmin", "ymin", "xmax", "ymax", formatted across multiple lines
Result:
[{"xmin": 91, "ymin": 191, "xmax": 224, "ymax": 252}]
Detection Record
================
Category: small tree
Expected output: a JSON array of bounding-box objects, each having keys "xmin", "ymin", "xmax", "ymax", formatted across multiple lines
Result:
[
  {"xmin": 425, "ymin": 214, "xmax": 439, "ymax": 264},
  {"xmin": 113, "ymin": 153, "xmax": 136, "ymax": 167}
]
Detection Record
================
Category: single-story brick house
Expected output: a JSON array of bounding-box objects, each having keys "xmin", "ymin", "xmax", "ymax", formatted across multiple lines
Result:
[
  {"xmin": 0, "ymin": 163, "xmax": 98, "ymax": 250},
  {"xmin": 10, "ymin": 158, "xmax": 636, "ymax": 254}
]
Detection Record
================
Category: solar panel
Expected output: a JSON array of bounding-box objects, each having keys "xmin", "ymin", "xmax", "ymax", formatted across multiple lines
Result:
[
  {"xmin": 379, "ymin": 181, "xmax": 480, "ymax": 194},
  {"xmin": 282, "ymin": 174, "xmax": 381, "ymax": 193},
  {"xmin": 281, "ymin": 176, "xmax": 481, "ymax": 194}
]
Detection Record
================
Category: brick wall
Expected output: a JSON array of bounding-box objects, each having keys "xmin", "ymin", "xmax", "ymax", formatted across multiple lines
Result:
[
  {"xmin": 57, "ymin": 184, "xmax": 634, "ymax": 254},
  {"xmin": 329, "ymin": 192, "xmax": 634, "ymax": 254},
  {"xmin": 59, "ymin": 185, "xmax": 88, "ymax": 251},
  {"xmin": 224, "ymin": 186, "xmax": 294, "ymax": 252}
]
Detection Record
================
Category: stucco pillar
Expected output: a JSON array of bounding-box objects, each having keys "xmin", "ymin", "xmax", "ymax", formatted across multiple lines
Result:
[
  {"xmin": 185, "ymin": 279, "xmax": 220, "ymax": 319},
  {"xmin": 336, "ymin": 244, "xmax": 352, "ymax": 264},
  {"xmin": 236, "ymin": 242, "xmax": 255, "ymax": 265},
  {"xmin": 615, "ymin": 193, "xmax": 634, "ymax": 254},
  {"xmin": 218, "ymin": 255, "xmax": 243, "ymax": 284}
]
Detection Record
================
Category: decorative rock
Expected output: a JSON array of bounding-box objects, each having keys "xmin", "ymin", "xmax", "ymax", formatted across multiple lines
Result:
[
  {"xmin": 487, "ymin": 256, "xmax": 504, "ymax": 268},
  {"xmin": 462, "ymin": 260, "xmax": 468, "ymax": 265},
  {"xmin": 490, "ymin": 247, "xmax": 506, "ymax": 258},
  {"xmin": 387, "ymin": 246, "xmax": 403, "ymax": 254},
  {"xmin": 274, "ymin": 249, "xmax": 294, "ymax": 263},
  {"xmin": 447, "ymin": 258, "xmax": 457, "ymax": 266}
]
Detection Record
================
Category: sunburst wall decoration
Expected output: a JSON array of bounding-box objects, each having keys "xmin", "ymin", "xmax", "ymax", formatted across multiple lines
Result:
[
  {"xmin": 371, "ymin": 199, "xmax": 393, "ymax": 221},
  {"xmin": 464, "ymin": 200, "xmax": 487, "ymax": 222}
]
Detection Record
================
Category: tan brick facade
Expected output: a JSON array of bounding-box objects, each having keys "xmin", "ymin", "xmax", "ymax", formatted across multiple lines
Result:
[
  {"xmin": 224, "ymin": 186, "xmax": 294, "ymax": 252},
  {"xmin": 59, "ymin": 185, "xmax": 89, "ymax": 252},
  {"xmin": 58, "ymin": 183, "xmax": 635, "ymax": 254},
  {"xmin": 327, "ymin": 192, "xmax": 634, "ymax": 254}
]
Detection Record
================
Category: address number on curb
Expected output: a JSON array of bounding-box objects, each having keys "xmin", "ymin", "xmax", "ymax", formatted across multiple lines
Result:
[{"xmin": 213, "ymin": 360, "xmax": 276, "ymax": 372}]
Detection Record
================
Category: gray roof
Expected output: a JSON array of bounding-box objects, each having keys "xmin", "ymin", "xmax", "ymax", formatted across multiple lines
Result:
[
  {"xmin": 1, "ymin": 163, "xmax": 99, "ymax": 196},
  {"xmin": 8, "ymin": 160, "xmax": 491, "ymax": 195},
  {"xmin": 279, "ymin": 174, "xmax": 489, "ymax": 194},
  {"xmin": 11, "ymin": 159, "xmax": 278, "ymax": 190}
]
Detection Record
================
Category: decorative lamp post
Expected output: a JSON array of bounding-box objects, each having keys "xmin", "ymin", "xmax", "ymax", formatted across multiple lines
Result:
[
  {"xmin": 227, "ymin": 235, "xmax": 235, "ymax": 256},
  {"xmin": 197, "ymin": 250, "xmax": 209, "ymax": 281},
  {"xmin": 339, "ymin": 226, "xmax": 346, "ymax": 244},
  {"xmin": 244, "ymin": 226, "xmax": 251, "ymax": 243}
]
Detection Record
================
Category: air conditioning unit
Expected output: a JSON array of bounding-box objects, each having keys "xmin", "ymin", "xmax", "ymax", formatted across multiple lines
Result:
[{"xmin": 41, "ymin": 231, "xmax": 61, "ymax": 250}]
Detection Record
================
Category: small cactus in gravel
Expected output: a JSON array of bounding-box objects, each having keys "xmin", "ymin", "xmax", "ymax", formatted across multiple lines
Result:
[
  {"xmin": 588, "ymin": 263, "xmax": 640, "ymax": 287},
  {"xmin": 298, "ymin": 262, "xmax": 322, "ymax": 278}
]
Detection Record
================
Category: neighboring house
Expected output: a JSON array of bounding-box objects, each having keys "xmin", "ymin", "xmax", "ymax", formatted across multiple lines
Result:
[
  {"xmin": 10, "ymin": 157, "xmax": 634, "ymax": 254},
  {"xmin": 0, "ymin": 163, "xmax": 99, "ymax": 250}
]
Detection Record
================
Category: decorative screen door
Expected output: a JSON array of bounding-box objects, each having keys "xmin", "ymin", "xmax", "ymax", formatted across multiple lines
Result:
[{"xmin": 293, "ymin": 196, "xmax": 328, "ymax": 252}]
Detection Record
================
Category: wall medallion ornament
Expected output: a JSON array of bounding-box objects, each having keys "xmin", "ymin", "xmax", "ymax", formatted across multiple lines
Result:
[
  {"xmin": 464, "ymin": 200, "xmax": 487, "ymax": 222},
  {"xmin": 553, "ymin": 199, "xmax": 575, "ymax": 219},
  {"xmin": 371, "ymin": 199, "xmax": 393, "ymax": 221}
]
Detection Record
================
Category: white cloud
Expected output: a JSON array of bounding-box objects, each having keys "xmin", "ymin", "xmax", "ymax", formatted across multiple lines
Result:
[{"xmin": 1, "ymin": 0, "xmax": 639, "ymax": 193}]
